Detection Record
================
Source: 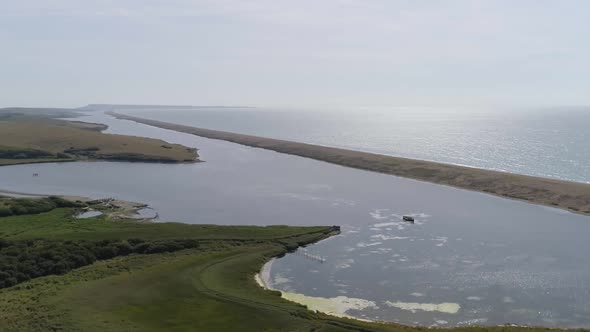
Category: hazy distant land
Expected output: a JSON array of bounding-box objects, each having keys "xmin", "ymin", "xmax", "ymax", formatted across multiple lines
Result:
[
  {"xmin": 79, "ymin": 104, "xmax": 255, "ymax": 110},
  {"xmin": 109, "ymin": 111, "xmax": 590, "ymax": 216}
]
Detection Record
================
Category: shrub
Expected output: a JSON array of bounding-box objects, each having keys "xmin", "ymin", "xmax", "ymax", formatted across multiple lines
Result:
[
  {"xmin": 116, "ymin": 241, "xmax": 133, "ymax": 256},
  {"xmin": 7, "ymin": 198, "xmax": 56, "ymax": 215},
  {"xmin": 0, "ymin": 238, "xmax": 200, "ymax": 289},
  {"xmin": 0, "ymin": 208, "xmax": 11, "ymax": 217},
  {"xmin": 48, "ymin": 196, "xmax": 85, "ymax": 208},
  {"xmin": 0, "ymin": 197, "xmax": 85, "ymax": 218},
  {"xmin": 56, "ymin": 152, "xmax": 71, "ymax": 159}
]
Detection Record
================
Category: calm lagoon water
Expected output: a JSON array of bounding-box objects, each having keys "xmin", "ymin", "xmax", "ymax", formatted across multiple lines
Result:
[{"xmin": 0, "ymin": 110, "xmax": 589, "ymax": 327}]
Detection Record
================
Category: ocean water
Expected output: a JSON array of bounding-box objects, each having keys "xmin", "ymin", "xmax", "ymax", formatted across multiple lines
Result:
[
  {"xmin": 120, "ymin": 106, "xmax": 590, "ymax": 183},
  {"xmin": 0, "ymin": 111, "xmax": 589, "ymax": 327}
]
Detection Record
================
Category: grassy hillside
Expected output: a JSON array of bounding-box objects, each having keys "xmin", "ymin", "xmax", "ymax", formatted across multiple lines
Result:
[
  {"xmin": 0, "ymin": 120, "xmax": 198, "ymax": 166},
  {"xmin": 0, "ymin": 208, "xmax": 579, "ymax": 332}
]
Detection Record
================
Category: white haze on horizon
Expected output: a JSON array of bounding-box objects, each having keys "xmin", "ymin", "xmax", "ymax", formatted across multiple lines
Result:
[{"xmin": 1, "ymin": 1, "xmax": 589, "ymax": 109}]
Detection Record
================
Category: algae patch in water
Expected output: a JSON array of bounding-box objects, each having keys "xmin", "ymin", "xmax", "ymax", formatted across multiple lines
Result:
[
  {"xmin": 254, "ymin": 272, "xmax": 377, "ymax": 320},
  {"xmin": 281, "ymin": 292, "xmax": 378, "ymax": 319},
  {"xmin": 385, "ymin": 300, "xmax": 460, "ymax": 314}
]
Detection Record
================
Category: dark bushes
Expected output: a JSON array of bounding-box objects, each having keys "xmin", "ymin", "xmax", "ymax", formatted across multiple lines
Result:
[
  {"xmin": 0, "ymin": 238, "xmax": 200, "ymax": 288},
  {"xmin": 47, "ymin": 196, "xmax": 84, "ymax": 208},
  {"xmin": 0, "ymin": 197, "xmax": 85, "ymax": 218},
  {"xmin": 56, "ymin": 152, "xmax": 71, "ymax": 159},
  {"xmin": 63, "ymin": 146, "xmax": 100, "ymax": 156},
  {"xmin": 0, "ymin": 208, "xmax": 12, "ymax": 217},
  {"xmin": 7, "ymin": 198, "xmax": 56, "ymax": 215},
  {"xmin": 0, "ymin": 148, "xmax": 54, "ymax": 159}
]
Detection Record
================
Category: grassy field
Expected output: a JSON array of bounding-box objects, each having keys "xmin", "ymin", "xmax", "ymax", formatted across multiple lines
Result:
[
  {"xmin": 109, "ymin": 112, "xmax": 590, "ymax": 216},
  {"xmin": 0, "ymin": 108, "xmax": 198, "ymax": 166},
  {"xmin": 0, "ymin": 208, "xmax": 581, "ymax": 332}
]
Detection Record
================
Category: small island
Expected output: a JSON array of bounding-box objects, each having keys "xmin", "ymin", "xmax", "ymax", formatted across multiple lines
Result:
[{"xmin": 0, "ymin": 108, "xmax": 198, "ymax": 166}]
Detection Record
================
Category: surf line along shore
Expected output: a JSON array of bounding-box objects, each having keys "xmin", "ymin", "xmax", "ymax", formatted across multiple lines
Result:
[{"xmin": 107, "ymin": 111, "xmax": 590, "ymax": 216}]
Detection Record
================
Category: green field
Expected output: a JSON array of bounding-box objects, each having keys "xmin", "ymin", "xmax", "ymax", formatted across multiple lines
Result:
[{"xmin": 0, "ymin": 206, "xmax": 579, "ymax": 332}]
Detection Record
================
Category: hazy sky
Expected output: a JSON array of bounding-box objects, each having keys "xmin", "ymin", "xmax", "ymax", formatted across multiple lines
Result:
[{"xmin": 1, "ymin": 1, "xmax": 589, "ymax": 108}]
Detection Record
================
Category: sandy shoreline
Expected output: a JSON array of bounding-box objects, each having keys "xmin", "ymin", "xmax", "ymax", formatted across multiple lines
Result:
[
  {"xmin": 254, "ymin": 258, "xmax": 462, "ymax": 325},
  {"xmin": 108, "ymin": 111, "xmax": 590, "ymax": 216},
  {"xmin": 254, "ymin": 259, "xmax": 377, "ymax": 322}
]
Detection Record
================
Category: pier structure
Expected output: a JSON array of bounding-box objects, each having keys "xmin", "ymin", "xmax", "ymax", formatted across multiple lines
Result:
[{"xmin": 295, "ymin": 249, "xmax": 326, "ymax": 263}]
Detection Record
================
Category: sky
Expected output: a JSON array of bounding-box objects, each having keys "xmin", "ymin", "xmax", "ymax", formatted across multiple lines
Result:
[{"xmin": 1, "ymin": 0, "xmax": 589, "ymax": 108}]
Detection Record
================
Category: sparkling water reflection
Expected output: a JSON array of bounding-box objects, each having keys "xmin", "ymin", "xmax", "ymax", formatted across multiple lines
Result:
[{"xmin": 0, "ymin": 111, "xmax": 588, "ymax": 327}]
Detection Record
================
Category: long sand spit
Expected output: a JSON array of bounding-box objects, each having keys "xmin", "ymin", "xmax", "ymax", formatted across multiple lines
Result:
[{"xmin": 108, "ymin": 111, "xmax": 590, "ymax": 216}]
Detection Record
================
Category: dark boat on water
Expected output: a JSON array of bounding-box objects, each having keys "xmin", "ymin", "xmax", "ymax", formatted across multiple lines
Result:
[{"xmin": 402, "ymin": 215, "xmax": 415, "ymax": 223}]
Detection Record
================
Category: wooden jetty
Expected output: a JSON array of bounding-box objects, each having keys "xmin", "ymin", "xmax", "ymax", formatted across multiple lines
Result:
[{"xmin": 295, "ymin": 250, "xmax": 327, "ymax": 263}]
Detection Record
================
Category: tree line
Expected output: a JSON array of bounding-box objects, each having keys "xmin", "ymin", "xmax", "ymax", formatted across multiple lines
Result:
[
  {"xmin": 0, "ymin": 238, "xmax": 200, "ymax": 289},
  {"xmin": 0, "ymin": 196, "xmax": 83, "ymax": 217}
]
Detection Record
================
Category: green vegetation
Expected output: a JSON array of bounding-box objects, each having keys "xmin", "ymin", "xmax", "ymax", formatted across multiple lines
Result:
[
  {"xmin": 0, "ymin": 207, "xmax": 580, "ymax": 331},
  {"xmin": 0, "ymin": 107, "xmax": 198, "ymax": 166},
  {"xmin": 0, "ymin": 196, "xmax": 83, "ymax": 217},
  {"xmin": 0, "ymin": 238, "xmax": 199, "ymax": 288}
]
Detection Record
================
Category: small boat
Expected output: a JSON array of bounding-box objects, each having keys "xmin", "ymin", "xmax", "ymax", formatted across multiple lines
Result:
[{"xmin": 402, "ymin": 215, "xmax": 415, "ymax": 223}]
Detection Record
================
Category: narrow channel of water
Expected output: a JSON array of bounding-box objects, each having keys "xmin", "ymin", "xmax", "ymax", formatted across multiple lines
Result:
[{"xmin": 0, "ymin": 111, "xmax": 588, "ymax": 327}]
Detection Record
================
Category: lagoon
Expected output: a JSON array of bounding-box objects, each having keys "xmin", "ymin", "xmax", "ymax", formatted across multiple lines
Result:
[{"xmin": 0, "ymin": 111, "xmax": 589, "ymax": 327}]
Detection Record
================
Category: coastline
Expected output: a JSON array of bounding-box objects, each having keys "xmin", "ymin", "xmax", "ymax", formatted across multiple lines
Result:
[
  {"xmin": 254, "ymin": 259, "xmax": 377, "ymax": 323},
  {"xmin": 108, "ymin": 111, "xmax": 590, "ymax": 216}
]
